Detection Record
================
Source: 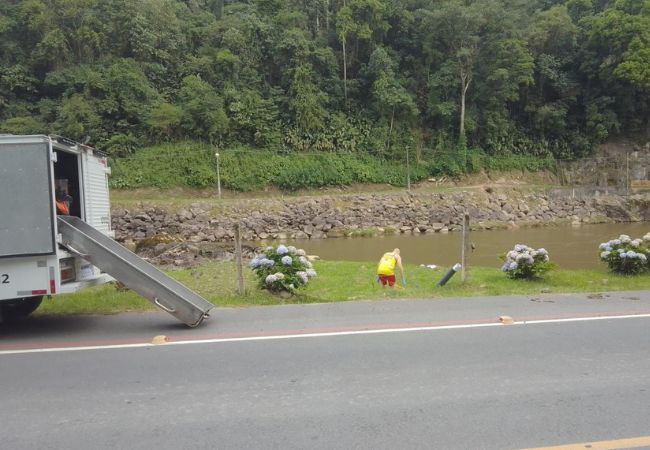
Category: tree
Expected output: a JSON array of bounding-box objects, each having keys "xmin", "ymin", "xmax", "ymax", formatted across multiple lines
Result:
[
  {"xmin": 288, "ymin": 64, "xmax": 328, "ymax": 133},
  {"xmin": 336, "ymin": 0, "xmax": 389, "ymax": 107},
  {"xmin": 52, "ymin": 93, "xmax": 101, "ymax": 140},
  {"xmin": 147, "ymin": 102, "xmax": 183, "ymax": 140},
  {"xmin": 478, "ymin": 39, "xmax": 534, "ymax": 151},
  {"xmin": 420, "ymin": 0, "xmax": 486, "ymax": 143},
  {"xmin": 366, "ymin": 47, "xmax": 418, "ymax": 152},
  {"xmin": 178, "ymin": 75, "xmax": 229, "ymax": 140}
]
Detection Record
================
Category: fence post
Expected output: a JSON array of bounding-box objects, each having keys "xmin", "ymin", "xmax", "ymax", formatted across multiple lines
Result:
[
  {"xmin": 235, "ymin": 223, "xmax": 245, "ymax": 295},
  {"xmin": 406, "ymin": 145, "xmax": 411, "ymax": 192},
  {"xmin": 461, "ymin": 212, "xmax": 470, "ymax": 282}
]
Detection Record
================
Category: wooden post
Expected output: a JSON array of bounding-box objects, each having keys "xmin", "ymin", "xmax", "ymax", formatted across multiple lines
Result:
[
  {"xmin": 461, "ymin": 213, "xmax": 470, "ymax": 282},
  {"xmin": 406, "ymin": 145, "xmax": 411, "ymax": 192},
  {"xmin": 235, "ymin": 223, "xmax": 245, "ymax": 295}
]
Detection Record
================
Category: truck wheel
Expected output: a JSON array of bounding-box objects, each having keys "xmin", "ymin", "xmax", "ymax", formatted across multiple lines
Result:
[{"xmin": 0, "ymin": 296, "xmax": 43, "ymax": 321}]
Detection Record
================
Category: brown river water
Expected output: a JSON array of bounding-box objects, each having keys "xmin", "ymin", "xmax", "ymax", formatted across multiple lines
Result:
[{"xmin": 289, "ymin": 223, "xmax": 650, "ymax": 271}]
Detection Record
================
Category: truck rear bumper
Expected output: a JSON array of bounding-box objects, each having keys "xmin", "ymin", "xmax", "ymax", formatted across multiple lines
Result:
[{"xmin": 58, "ymin": 274, "xmax": 114, "ymax": 294}]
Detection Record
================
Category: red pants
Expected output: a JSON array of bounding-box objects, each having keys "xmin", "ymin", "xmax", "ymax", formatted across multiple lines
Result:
[{"xmin": 378, "ymin": 274, "xmax": 396, "ymax": 286}]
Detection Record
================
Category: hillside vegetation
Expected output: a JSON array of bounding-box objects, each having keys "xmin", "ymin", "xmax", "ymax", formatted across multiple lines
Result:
[
  {"xmin": 1, "ymin": 0, "xmax": 648, "ymax": 188},
  {"xmin": 110, "ymin": 142, "xmax": 556, "ymax": 190}
]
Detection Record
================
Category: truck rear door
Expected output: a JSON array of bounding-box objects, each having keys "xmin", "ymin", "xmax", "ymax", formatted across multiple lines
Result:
[{"xmin": 0, "ymin": 135, "xmax": 58, "ymax": 300}]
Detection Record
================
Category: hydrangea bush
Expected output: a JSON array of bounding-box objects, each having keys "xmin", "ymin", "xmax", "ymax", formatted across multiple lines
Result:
[
  {"xmin": 500, "ymin": 244, "xmax": 552, "ymax": 279},
  {"xmin": 249, "ymin": 244, "xmax": 317, "ymax": 293},
  {"xmin": 598, "ymin": 234, "xmax": 649, "ymax": 275}
]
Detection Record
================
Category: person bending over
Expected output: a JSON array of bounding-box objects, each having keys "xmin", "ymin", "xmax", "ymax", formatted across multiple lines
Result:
[{"xmin": 377, "ymin": 248, "xmax": 405, "ymax": 287}]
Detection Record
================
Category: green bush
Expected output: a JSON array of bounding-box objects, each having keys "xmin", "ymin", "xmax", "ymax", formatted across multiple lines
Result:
[
  {"xmin": 500, "ymin": 244, "xmax": 553, "ymax": 280},
  {"xmin": 250, "ymin": 245, "xmax": 317, "ymax": 293},
  {"xmin": 598, "ymin": 234, "xmax": 649, "ymax": 275}
]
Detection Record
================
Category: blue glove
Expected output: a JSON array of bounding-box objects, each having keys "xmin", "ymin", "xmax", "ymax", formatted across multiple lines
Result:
[{"xmin": 401, "ymin": 276, "xmax": 407, "ymax": 286}]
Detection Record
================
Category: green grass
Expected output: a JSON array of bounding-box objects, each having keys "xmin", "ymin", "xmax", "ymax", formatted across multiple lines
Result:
[{"xmin": 36, "ymin": 261, "xmax": 650, "ymax": 316}]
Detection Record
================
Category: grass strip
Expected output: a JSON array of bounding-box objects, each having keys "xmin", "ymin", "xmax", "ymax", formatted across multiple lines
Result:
[{"xmin": 36, "ymin": 261, "xmax": 650, "ymax": 316}]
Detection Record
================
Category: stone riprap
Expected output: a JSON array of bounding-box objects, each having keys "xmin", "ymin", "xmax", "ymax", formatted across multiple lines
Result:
[{"xmin": 112, "ymin": 189, "xmax": 650, "ymax": 267}]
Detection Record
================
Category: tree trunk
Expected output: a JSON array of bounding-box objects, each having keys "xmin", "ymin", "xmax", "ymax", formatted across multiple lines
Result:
[
  {"xmin": 342, "ymin": 38, "xmax": 348, "ymax": 107},
  {"xmin": 386, "ymin": 106, "xmax": 395, "ymax": 152},
  {"xmin": 460, "ymin": 73, "xmax": 471, "ymax": 140},
  {"xmin": 325, "ymin": 0, "xmax": 330, "ymax": 32}
]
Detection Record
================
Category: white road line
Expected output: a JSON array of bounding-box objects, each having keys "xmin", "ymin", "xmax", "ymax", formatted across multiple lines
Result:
[{"xmin": 2, "ymin": 312, "xmax": 650, "ymax": 356}]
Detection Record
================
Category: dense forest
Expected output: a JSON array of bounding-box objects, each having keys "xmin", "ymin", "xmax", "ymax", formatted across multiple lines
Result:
[{"xmin": 1, "ymin": 0, "xmax": 648, "ymax": 173}]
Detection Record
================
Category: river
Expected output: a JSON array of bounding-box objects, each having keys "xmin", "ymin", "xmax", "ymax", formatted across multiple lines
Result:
[{"xmin": 291, "ymin": 222, "xmax": 650, "ymax": 271}]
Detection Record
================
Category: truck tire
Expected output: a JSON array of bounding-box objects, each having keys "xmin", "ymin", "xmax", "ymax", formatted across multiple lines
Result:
[{"xmin": 0, "ymin": 296, "xmax": 43, "ymax": 321}]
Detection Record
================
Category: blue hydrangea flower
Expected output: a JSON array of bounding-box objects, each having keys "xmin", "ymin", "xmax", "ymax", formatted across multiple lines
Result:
[
  {"xmin": 281, "ymin": 255, "xmax": 293, "ymax": 265},
  {"xmin": 249, "ymin": 258, "xmax": 261, "ymax": 269},
  {"xmin": 261, "ymin": 258, "xmax": 275, "ymax": 267},
  {"xmin": 306, "ymin": 269, "xmax": 317, "ymax": 278},
  {"xmin": 276, "ymin": 245, "xmax": 289, "ymax": 255}
]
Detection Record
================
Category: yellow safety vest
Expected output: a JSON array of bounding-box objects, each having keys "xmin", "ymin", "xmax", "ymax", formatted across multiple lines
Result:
[{"xmin": 377, "ymin": 253, "xmax": 397, "ymax": 276}]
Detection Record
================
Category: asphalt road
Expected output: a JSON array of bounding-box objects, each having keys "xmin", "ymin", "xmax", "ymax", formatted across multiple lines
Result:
[{"xmin": 1, "ymin": 292, "xmax": 650, "ymax": 450}]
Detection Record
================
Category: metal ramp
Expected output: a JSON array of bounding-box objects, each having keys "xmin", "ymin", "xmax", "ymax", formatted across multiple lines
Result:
[{"xmin": 57, "ymin": 216, "xmax": 213, "ymax": 327}]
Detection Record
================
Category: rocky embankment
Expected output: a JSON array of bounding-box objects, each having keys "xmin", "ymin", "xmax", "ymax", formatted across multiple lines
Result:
[{"xmin": 112, "ymin": 188, "xmax": 650, "ymax": 267}]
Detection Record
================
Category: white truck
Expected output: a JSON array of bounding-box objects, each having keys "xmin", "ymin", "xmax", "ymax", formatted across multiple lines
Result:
[{"xmin": 0, "ymin": 135, "xmax": 212, "ymax": 326}]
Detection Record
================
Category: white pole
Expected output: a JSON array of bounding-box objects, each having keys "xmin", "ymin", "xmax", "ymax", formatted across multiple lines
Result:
[{"xmin": 215, "ymin": 152, "xmax": 221, "ymax": 199}]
